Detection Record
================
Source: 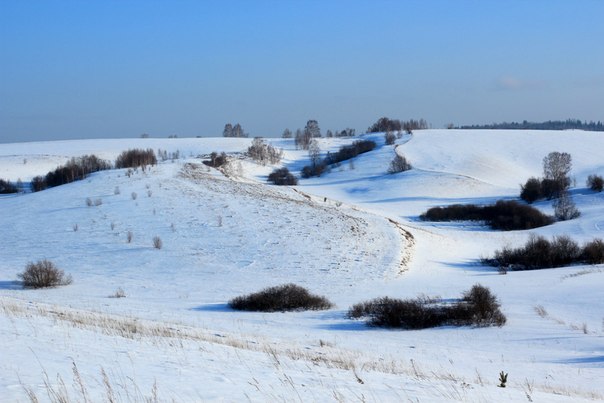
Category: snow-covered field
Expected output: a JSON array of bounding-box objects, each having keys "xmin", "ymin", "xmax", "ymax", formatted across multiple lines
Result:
[{"xmin": 1, "ymin": 130, "xmax": 603, "ymax": 402}]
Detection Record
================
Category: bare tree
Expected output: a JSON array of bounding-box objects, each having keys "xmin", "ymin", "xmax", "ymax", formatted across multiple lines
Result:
[
  {"xmin": 384, "ymin": 131, "xmax": 396, "ymax": 145},
  {"xmin": 543, "ymin": 151, "xmax": 572, "ymax": 181},
  {"xmin": 554, "ymin": 191, "xmax": 580, "ymax": 221},
  {"xmin": 543, "ymin": 151, "xmax": 572, "ymax": 198},
  {"xmin": 305, "ymin": 119, "xmax": 321, "ymax": 139},
  {"xmin": 309, "ymin": 140, "xmax": 321, "ymax": 168},
  {"xmin": 388, "ymin": 153, "xmax": 411, "ymax": 174},
  {"xmin": 281, "ymin": 128, "xmax": 292, "ymax": 138}
]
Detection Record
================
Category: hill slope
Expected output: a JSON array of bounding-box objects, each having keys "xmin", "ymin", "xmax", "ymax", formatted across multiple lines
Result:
[{"xmin": 1, "ymin": 130, "xmax": 603, "ymax": 402}]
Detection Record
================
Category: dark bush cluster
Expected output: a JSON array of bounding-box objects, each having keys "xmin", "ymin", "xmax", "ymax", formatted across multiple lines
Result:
[
  {"xmin": 115, "ymin": 149, "xmax": 157, "ymax": 169},
  {"xmin": 229, "ymin": 283, "xmax": 333, "ymax": 312},
  {"xmin": 324, "ymin": 140, "xmax": 376, "ymax": 166},
  {"xmin": 420, "ymin": 200, "xmax": 554, "ymax": 231},
  {"xmin": 18, "ymin": 259, "xmax": 72, "ymax": 289},
  {"xmin": 486, "ymin": 235, "xmax": 604, "ymax": 270},
  {"xmin": 348, "ymin": 284, "xmax": 505, "ymax": 329},
  {"xmin": 0, "ymin": 178, "xmax": 18, "ymax": 194},
  {"xmin": 587, "ymin": 174, "xmax": 604, "ymax": 192},
  {"xmin": 268, "ymin": 167, "xmax": 298, "ymax": 186},
  {"xmin": 203, "ymin": 152, "xmax": 229, "ymax": 168},
  {"xmin": 520, "ymin": 177, "xmax": 570, "ymax": 203},
  {"xmin": 367, "ymin": 117, "xmax": 428, "ymax": 133},
  {"xmin": 301, "ymin": 140, "xmax": 377, "ymax": 178},
  {"xmin": 31, "ymin": 155, "xmax": 111, "ymax": 192},
  {"xmin": 247, "ymin": 138, "xmax": 283, "ymax": 165}
]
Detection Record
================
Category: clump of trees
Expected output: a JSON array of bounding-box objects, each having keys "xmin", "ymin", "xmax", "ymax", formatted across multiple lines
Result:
[
  {"xmin": 520, "ymin": 151, "xmax": 580, "ymax": 221},
  {"xmin": 223, "ymin": 123, "xmax": 247, "ymax": 138},
  {"xmin": 18, "ymin": 259, "xmax": 72, "ymax": 289},
  {"xmin": 246, "ymin": 138, "xmax": 283, "ymax": 165},
  {"xmin": 0, "ymin": 178, "xmax": 18, "ymax": 194},
  {"xmin": 367, "ymin": 117, "xmax": 428, "ymax": 134},
  {"xmin": 115, "ymin": 149, "xmax": 157, "ymax": 170},
  {"xmin": 420, "ymin": 200, "xmax": 554, "ymax": 230},
  {"xmin": 31, "ymin": 155, "xmax": 112, "ymax": 192},
  {"xmin": 348, "ymin": 284, "xmax": 505, "ymax": 329},
  {"xmin": 301, "ymin": 139, "xmax": 377, "ymax": 178},
  {"xmin": 268, "ymin": 167, "xmax": 298, "ymax": 185},
  {"xmin": 229, "ymin": 284, "xmax": 333, "ymax": 312},
  {"xmin": 295, "ymin": 120, "xmax": 321, "ymax": 150},
  {"xmin": 485, "ymin": 235, "xmax": 604, "ymax": 270}
]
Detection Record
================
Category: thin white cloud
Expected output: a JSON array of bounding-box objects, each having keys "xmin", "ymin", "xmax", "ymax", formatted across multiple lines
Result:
[{"xmin": 494, "ymin": 76, "xmax": 546, "ymax": 91}]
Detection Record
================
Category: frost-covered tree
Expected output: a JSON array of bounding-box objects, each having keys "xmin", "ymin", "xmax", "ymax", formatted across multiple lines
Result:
[{"xmin": 281, "ymin": 128, "xmax": 292, "ymax": 138}]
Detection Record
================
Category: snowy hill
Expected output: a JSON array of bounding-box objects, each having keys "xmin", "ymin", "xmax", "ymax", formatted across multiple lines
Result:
[{"xmin": 1, "ymin": 130, "xmax": 603, "ymax": 402}]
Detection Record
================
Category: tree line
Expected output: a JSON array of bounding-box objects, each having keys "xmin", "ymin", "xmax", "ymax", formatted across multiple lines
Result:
[{"xmin": 458, "ymin": 119, "xmax": 604, "ymax": 131}]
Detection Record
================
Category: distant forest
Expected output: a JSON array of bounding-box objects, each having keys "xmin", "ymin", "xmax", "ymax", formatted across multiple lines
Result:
[{"xmin": 458, "ymin": 119, "xmax": 604, "ymax": 132}]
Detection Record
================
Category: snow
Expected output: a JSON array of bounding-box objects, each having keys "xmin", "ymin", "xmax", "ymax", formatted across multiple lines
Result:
[{"xmin": 1, "ymin": 130, "xmax": 603, "ymax": 402}]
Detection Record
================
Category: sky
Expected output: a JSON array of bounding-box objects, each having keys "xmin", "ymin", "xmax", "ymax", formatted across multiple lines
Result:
[{"xmin": 1, "ymin": 0, "xmax": 603, "ymax": 143}]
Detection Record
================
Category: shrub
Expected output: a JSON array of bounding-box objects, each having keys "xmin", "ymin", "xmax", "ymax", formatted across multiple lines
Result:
[
  {"xmin": 18, "ymin": 260, "xmax": 72, "ymax": 289},
  {"xmin": 388, "ymin": 154, "xmax": 411, "ymax": 174},
  {"xmin": 460, "ymin": 284, "xmax": 507, "ymax": 327},
  {"xmin": 152, "ymin": 236, "xmax": 162, "ymax": 249},
  {"xmin": 587, "ymin": 174, "xmax": 604, "ymax": 192},
  {"xmin": 520, "ymin": 177, "xmax": 542, "ymax": 203},
  {"xmin": 348, "ymin": 285, "xmax": 505, "ymax": 329},
  {"xmin": 203, "ymin": 152, "xmax": 229, "ymax": 168},
  {"xmin": 581, "ymin": 239, "xmax": 604, "ymax": 264},
  {"xmin": 420, "ymin": 200, "xmax": 554, "ymax": 231},
  {"xmin": 384, "ymin": 131, "xmax": 396, "ymax": 145},
  {"xmin": 126, "ymin": 231, "xmax": 133, "ymax": 243},
  {"xmin": 268, "ymin": 168, "xmax": 298, "ymax": 185},
  {"xmin": 247, "ymin": 138, "xmax": 283, "ymax": 165},
  {"xmin": 115, "ymin": 149, "xmax": 157, "ymax": 169},
  {"xmin": 553, "ymin": 191, "xmax": 580, "ymax": 221},
  {"xmin": 0, "ymin": 179, "xmax": 18, "ymax": 194},
  {"xmin": 229, "ymin": 283, "xmax": 333, "ymax": 312},
  {"xmin": 488, "ymin": 234, "xmax": 588, "ymax": 270}
]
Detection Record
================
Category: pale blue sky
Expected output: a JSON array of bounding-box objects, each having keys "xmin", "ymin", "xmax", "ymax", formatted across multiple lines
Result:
[{"xmin": 1, "ymin": 0, "xmax": 603, "ymax": 142}]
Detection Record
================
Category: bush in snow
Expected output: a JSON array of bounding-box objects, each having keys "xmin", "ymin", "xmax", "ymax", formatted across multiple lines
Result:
[
  {"xmin": 18, "ymin": 259, "xmax": 72, "ymax": 289},
  {"xmin": 581, "ymin": 239, "xmax": 604, "ymax": 264},
  {"xmin": 420, "ymin": 200, "xmax": 553, "ymax": 231},
  {"xmin": 152, "ymin": 236, "xmax": 162, "ymax": 249},
  {"xmin": 229, "ymin": 284, "xmax": 333, "ymax": 312},
  {"xmin": 348, "ymin": 284, "xmax": 505, "ymax": 329},
  {"xmin": 520, "ymin": 177, "xmax": 542, "ymax": 203},
  {"xmin": 484, "ymin": 234, "xmax": 604, "ymax": 270},
  {"xmin": 587, "ymin": 174, "xmax": 604, "ymax": 192},
  {"xmin": 268, "ymin": 168, "xmax": 298, "ymax": 186},
  {"xmin": 553, "ymin": 191, "xmax": 580, "ymax": 221},
  {"xmin": 387, "ymin": 153, "xmax": 411, "ymax": 174},
  {"xmin": 384, "ymin": 131, "xmax": 396, "ymax": 145},
  {"xmin": 203, "ymin": 151, "xmax": 228, "ymax": 168}
]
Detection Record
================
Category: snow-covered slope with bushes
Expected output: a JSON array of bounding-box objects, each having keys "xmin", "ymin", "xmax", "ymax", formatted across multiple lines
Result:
[{"xmin": 1, "ymin": 130, "xmax": 603, "ymax": 402}]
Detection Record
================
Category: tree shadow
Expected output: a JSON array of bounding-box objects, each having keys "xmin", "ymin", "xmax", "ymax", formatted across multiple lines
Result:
[
  {"xmin": 0, "ymin": 280, "xmax": 23, "ymax": 290},
  {"xmin": 191, "ymin": 303, "xmax": 231, "ymax": 312}
]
